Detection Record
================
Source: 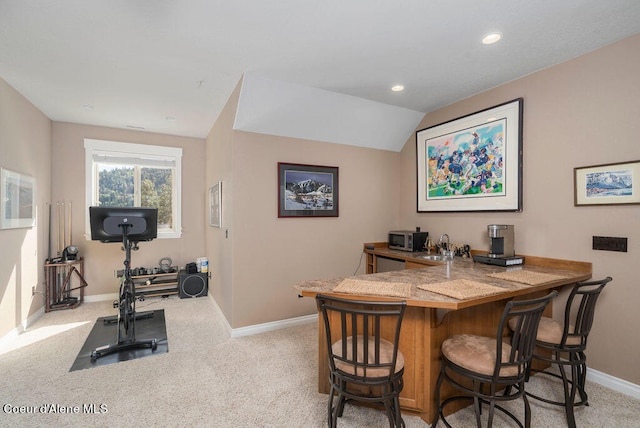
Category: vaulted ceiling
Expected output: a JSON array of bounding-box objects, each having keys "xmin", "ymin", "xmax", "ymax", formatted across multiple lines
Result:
[{"xmin": 2, "ymin": 1, "xmax": 640, "ymax": 150}]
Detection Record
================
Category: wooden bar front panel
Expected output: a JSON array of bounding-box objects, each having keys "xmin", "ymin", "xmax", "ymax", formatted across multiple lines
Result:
[
  {"xmin": 316, "ymin": 304, "xmax": 427, "ymax": 411},
  {"xmin": 315, "ymin": 290, "xmax": 557, "ymax": 422}
]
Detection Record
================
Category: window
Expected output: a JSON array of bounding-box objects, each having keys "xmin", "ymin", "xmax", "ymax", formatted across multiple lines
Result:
[{"xmin": 84, "ymin": 139, "xmax": 182, "ymax": 239}]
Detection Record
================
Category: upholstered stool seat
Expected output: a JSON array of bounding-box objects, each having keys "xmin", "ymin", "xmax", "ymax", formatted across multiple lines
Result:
[
  {"xmin": 432, "ymin": 291, "xmax": 557, "ymax": 428},
  {"xmin": 442, "ymin": 334, "xmax": 519, "ymax": 377},
  {"xmin": 508, "ymin": 317, "xmax": 581, "ymax": 346}
]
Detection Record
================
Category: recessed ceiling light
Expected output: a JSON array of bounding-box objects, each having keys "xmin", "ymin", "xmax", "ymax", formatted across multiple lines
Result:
[
  {"xmin": 391, "ymin": 85, "xmax": 405, "ymax": 92},
  {"xmin": 482, "ymin": 33, "xmax": 502, "ymax": 45},
  {"xmin": 81, "ymin": 104, "xmax": 94, "ymax": 111},
  {"xmin": 165, "ymin": 116, "xmax": 176, "ymax": 122}
]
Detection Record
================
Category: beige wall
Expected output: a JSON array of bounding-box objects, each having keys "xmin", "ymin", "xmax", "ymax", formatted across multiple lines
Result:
[
  {"xmin": 399, "ymin": 34, "xmax": 640, "ymax": 384},
  {"xmin": 205, "ymin": 80, "xmax": 239, "ymax": 325},
  {"xmin": 206, "ymin": 76, "xmax": 401, "ymax": 328},
  {"xmin": 0, "ymin": 76, "xmax": 52, "ymax": 338},
  {"xmin": 230, "ymin": 132, "xmax": 400, "ymax": 327},
  {"xmin": 50, "ymin": 123, "xmax": 207, "ymax": 297}
]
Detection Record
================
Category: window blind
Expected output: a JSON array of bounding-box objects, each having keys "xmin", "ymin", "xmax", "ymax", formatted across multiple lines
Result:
[{"xmin": 92, "ymin": 153, "xmax": 176, "ymax": 168}]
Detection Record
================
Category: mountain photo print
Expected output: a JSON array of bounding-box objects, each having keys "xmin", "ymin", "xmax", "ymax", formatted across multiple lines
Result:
[
  {"xmin": 277, "ymin": 163, "xmax": 339, "ymax": 217},
  {"xmin": 574, "ymin": 160, "xmax": 640, "ymax": 206}
]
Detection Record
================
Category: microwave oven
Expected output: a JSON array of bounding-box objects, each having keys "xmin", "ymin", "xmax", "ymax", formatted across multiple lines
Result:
[{"xmin": 388, "ymin": 230, "xmax": 429, "ymax": 252}]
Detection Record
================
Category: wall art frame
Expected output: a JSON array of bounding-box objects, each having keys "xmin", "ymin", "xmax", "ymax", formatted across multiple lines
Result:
[
  {"xmin": 209, "ymin": 181, "xmax": 222, "ymax": 227},
  {"xmin": 1, "ymin": 167, "xmax": 36, "ymax": 229},
  {"xmin": 574, "ymin": 160, "xmax": 640, "ymax": 206},
  {"xmin": 278, "ymin": 162, "xmax": 339, "ymax": 218},
  {"xmin": 416, "ymin": 98, "xmax": 523, "ymax": 212}
]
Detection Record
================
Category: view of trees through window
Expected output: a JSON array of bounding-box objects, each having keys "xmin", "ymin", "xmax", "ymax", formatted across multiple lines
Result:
[{"xmin": 98, "ymin": 165, "xmax": 173, "ymax": 229}]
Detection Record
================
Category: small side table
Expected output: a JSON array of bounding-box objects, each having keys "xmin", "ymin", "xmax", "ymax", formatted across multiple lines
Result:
[{"xmin": 44, "ymin": 258, "xmax": 87, "ymax": 312}]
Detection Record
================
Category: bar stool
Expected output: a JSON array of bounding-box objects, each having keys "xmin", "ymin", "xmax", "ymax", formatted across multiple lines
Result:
[
  {"xmin": 433, "ymin": 291, "xmax": 557, "ymax": 428},
  {"xmin": 510, "ymin": 277, "xmax": 612, "ymax": 428},
  {"xmin": 316, "ymin": 294, "xmax": 406, "ymax": 428}
]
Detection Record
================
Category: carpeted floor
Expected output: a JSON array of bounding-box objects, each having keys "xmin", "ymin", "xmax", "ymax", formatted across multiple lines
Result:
[{"xmin": 0, "ymin": 296, "xmax": 638, "ymax": 427}]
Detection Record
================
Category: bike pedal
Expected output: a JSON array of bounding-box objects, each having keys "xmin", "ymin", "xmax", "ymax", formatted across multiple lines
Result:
[{"xmin": 112, "ymin": 300, "xmax": 119, "ymax": 308}]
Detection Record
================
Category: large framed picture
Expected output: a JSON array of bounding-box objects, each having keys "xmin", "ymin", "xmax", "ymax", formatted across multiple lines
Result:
[
  {"xmin": 416, "ymin": 98, "xmax": 523, "ymax": 212},
  {"xmin": 1, "ymin": 167, "xmax": 36, "ymax": 229},
  {"xmin": 209, "ymin": 181, "xmax": 222, "ymax": 227},
  {"xmin": 278, "ymin": 162, "xmax": 339, "ymax": 218},
  {"xmin": 574, "ymin": 160, "xmax": 640, "ymax": 206}
]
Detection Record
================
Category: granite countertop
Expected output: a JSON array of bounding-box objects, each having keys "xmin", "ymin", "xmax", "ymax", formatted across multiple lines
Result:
[{"xmin": 295, "ymin": 257, "xmax": 592, "ymax": 309}]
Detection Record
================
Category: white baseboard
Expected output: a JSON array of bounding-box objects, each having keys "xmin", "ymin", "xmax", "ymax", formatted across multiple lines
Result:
[
  {"xmin": 26, "ymin": 306, "xmax": 45, "ymax": 329},
  {"xmin": 207, "ymin": 294, "xmax": 317, "ymax": 338},
  {"xmin": 587, "ymin": 367, "xmax": 640, "ymax": 400},
  {"xmin": 207, "ymin": 295, "xmax": 232, "ymax": 335},
  {"xmin": 230, "ymin": 313, "xmax": 318, "ymax": 338},
  {"xmin": 84, "ymin": 293, "xmax": 118, "ymax": 303},
  {"xmin": 0, "ymin": 306, "xmax": 45, "ymax": 349}
]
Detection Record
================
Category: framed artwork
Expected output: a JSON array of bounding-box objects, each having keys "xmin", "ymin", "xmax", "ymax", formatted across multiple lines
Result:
[
  {"xmin": 1, "ymin": 167, "xmax": 36, "ymax": 229},
  {"xmin": 209, "ymin": 181, "xmax": 222, "ymax": 227},
  {"xmin": 416, "ymin": 98, "xmax": 523, "ymax": 212},
  {"xmin": 574, "ymin": 160, "xmax": 640, "ymax": 206},
  {"xmin": 278, "ymin": 162, "xmax": 339, "ymax": 218}
]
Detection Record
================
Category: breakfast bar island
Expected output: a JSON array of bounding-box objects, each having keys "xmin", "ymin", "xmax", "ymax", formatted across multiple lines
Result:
[{"xmin": 295, "ymin": 243, "xmax": 592, "ymax": 423}]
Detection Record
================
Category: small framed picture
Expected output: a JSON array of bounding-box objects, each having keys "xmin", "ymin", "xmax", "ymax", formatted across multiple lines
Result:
[
  {"xmin": 209, "ymin": 181, "xmax": 222, "ymax": 227},
  {"xmin": 1, "ymin": 167, "xmax": 36, "ymax": 229},
  {"xmin": 278, "ymin": 162, "xmax": 339, "ymax": 218},
  {"xmin": 574, "ymin": 160, "xmax": 640, "ymax": 206}
]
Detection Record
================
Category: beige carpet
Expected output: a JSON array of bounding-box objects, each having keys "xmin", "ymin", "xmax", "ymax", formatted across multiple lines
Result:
[{"xmin": 1, "ymin": 297, "xmax": 638, "ymax": 427}]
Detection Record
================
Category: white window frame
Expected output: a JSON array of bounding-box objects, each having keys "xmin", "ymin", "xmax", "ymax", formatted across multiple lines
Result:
[{"xmin": 84, "ymin": 139, "xmax": 182, "ymax": 239}]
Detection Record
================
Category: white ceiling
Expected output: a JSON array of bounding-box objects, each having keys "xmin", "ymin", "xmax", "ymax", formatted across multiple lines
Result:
[
  {"xmin": 234, "ymin": 72, "xmax": 426, "ymax": 151},
  {"xmin": 2, "ymin": 1, "xmax": 640, "ymax": 149}
]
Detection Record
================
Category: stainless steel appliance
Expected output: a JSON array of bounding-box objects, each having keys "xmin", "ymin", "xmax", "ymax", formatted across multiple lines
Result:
[
  {"xmin": 473, "ymin": 224, "xmax": 524, "ymax": 266},
  {"xmin": 488, "ymin": 224, "xmax": 515, "ymax": 258},
  {"xmin": 376, "ymin": 257, "xmax": 405, "ymax": 272},
  {"xmin": 388, "ymin": 229, "xmax": 429, "ymax": 252}
]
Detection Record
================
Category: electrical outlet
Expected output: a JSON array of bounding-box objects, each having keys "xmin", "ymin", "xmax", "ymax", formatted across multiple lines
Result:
[
  {"xmin": 592, "ymin": 236, "xmax": 628, "ymax": 252},
  {"xmin": 32, "ymin": 286, "xmax": 36, "ymax": 296}
]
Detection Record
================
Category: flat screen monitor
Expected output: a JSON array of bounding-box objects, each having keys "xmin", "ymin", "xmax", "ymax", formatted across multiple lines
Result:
[{"xmin": 89, "ymin": 206, "xmax": 158, "ymax": 243}]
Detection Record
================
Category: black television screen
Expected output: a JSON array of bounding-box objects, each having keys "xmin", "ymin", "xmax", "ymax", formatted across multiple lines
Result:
[{"xmin": 89, "ymin": 206, "xmax": 158, "ymax": 243}]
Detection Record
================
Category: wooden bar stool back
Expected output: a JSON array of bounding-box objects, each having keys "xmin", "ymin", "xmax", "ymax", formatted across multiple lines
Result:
[
  {"xmin": 511, "ymin": 277, "xmax": 612, "ymax": 428},
  {"xmin": 316, "ymin": 294, "xmax": 406, "ymax": 428},
  {"xmin": 433, "ymin": 291, "xmax": 557, "ymax": 428}
]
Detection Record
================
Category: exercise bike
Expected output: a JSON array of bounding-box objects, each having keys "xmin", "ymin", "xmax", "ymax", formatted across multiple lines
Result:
[{"xmin": 89, "ymin": 207, "xmax": 159, "ymax": 362}]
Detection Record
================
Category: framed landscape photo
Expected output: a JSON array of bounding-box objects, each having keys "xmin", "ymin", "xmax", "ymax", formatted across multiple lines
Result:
[
  {"xmin": 209, "ymin": 181, "xmax": 221, "ymax": 227},
  {"xmin": 278, "ymin": 162, "xmax": 338, "ymax": 218},
  {"xmin": 1, "ymin": 167, "xmax": 36, "ymax": 229},
  {"xmin": 416, "ymin": 98, "xmax": 523, "ymax": 212},
  {"xmin": 574, "ymin": 160, "xmax": 640, "ymax": 206}
]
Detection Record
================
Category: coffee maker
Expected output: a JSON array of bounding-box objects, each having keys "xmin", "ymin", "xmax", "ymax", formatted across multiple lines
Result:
[
  {"xmin": 487, "ymin": 224, "xmax": 514, "ymax": 258},
  {"xmin": 473, "ymin": 224, "xmax": 524, "ymax": 266}
]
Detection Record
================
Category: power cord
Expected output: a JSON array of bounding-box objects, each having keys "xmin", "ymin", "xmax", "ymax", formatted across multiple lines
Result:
[
  {"xmin": 353, "ymin": 251, "xmax": 365, "ymax": 275},
  {"xmin": 136, "ymin": 295, "xmax": 172, "ymax": 308}
]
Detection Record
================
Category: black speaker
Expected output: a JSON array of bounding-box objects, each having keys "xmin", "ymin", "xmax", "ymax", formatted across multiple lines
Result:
[{"xmin": 179, "ymin": 270, "xmax": 208, "ymax": 298}]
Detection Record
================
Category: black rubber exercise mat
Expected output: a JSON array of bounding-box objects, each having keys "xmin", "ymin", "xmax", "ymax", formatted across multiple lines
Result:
[{"xmin": 70, "ymin": 309, "xmax": 168, "ymax": 371}]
